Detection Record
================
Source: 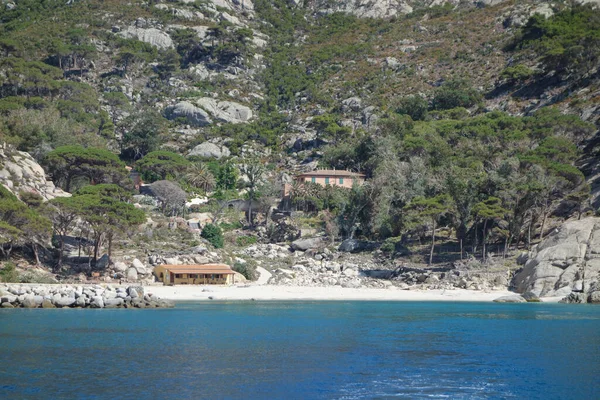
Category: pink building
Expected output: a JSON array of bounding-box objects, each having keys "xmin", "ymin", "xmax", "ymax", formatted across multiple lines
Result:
[{"xmin": 283, "ymin": 170, "xmax": 366, "ymax": 197}]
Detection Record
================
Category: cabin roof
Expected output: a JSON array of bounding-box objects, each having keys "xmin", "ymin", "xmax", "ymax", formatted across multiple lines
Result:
[
  {"xmin": 158, "ymin": 264, "xmax": 236, "ymax": 275},
  {"xmin": 296, "ymin": 170, "xmax": 365, "ymax": 178}
]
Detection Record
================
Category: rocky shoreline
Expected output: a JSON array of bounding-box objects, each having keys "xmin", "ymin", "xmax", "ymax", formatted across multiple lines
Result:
[{"xmin": 0, "ymin": 284, "xmax": 174, "ymax": 309}]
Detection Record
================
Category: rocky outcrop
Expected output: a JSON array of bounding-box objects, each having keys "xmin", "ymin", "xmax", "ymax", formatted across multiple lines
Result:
[
  {"xmin": 291, "ymin": 237, "xmax": 327, "ymax": 251},
  {"xmin": 493, "ymin": 294, "xmax": 526, "ymax": 303},
  {"xmin": 0, "ymin": 146, "xmax": 70, "ymax": 201},
  {"xmin": 195, "ymin": 98, "xmax": 253, "ymax": 124},
  {"xmin": 267, "ymin": 218, "xmax": 301, "ymax": 243},
  {"xmin": 118, "ymin": 19, "xmax": 174, "ymax": 49},
  {"xmin": 166, "ymin": 99, "xmax": 252, "ymax": 126},
  {"xmin": 512, "ymin": 218, "xmax": 600, "ymax": 302},
  {"xmin": 165, "ymin": 102, "xmax": 213, "ymax": 126},
  {"xmin": 188, "ymin": 142, "xmax": 231, "ymax": 159},
  {"xmin": 0, "ymin": 284, "xmax": 174, "ymax": 309}
]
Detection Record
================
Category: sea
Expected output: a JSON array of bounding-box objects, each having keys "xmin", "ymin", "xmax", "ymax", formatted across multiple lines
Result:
[{"xmin": 1, "ymin": 301, "xmax": 599, "ymax": 399}]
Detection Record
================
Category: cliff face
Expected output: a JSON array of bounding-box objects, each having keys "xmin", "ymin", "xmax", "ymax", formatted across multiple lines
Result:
[
  {"xmin": 512, "ymin": 217, "xmax": 600, "ymax": 302},
  {"xmin": 0, "ymin": 145, "xmax": 70, "ymax": 201}
]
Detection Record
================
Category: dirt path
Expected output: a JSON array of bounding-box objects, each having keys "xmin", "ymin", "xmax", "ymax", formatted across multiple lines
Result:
[{"xmin": 255, "ymin": 266, "xmax": 272, "ymax": 285}]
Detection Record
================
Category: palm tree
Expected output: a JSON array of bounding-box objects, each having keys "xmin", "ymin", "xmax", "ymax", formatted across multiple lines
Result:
[{"xmin": 185, "ymin": 163, "xmax": 216, "ymax": 193}]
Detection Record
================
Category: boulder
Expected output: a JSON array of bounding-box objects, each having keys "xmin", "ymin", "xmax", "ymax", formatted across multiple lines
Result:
[
  {"xmin": 493, "ymin": 295, "xmax": 527, "ymax": 303},
  {"xmin": 132, "ymin": 259, "xmax": 147, "ymax": 274},
  {"xmin": 76, "ymin": 296, "xmax": 87, "ymax": 307},
  {"xmin": 165, "ymin": 102, "xmax": 212, "ymax": 127},
  {"xmin": 128, "ymin": 286, "xmax": 144, "ymax": 298},
  {"xmin": 22, "ymin": 295, "xmax": 37, "ymax": 308},
  {"xmin": 195, "ymin": 98, "xmax": 253, "ymax": 124},
  {"xmin": 55, "ymin": 297, "xmax": 76, "ymax": 307},
  {"xmin": 1, "ymin": 294, "xmax": 17, "ymax": 304},
  {"xmin": 104, "ymin": 298, "xmax": 124, "ymax": 308},
  {"xmin": 126, "ymin": 267, "xmax": 138, "ymax": 281},
  {"xmin": 512, "ymin": 218, "xmax": 600, "ymax": 298},
  {"xmin": 521, "ymin": 292, "xmax": 541, "ymax": 302},
  {"xmin": 291, "ymin": 237, "xmax": 326, "ymax": 251},
  {"xmin": 113, "ymin": 262, "xmax": 128, "ymax": 273},
  {"xmin": 588, "ymin": 291, "xmax": 600, "ymax": 304},
  {"xmin": 42, "ymin": 299, "xmax": 56, "ymax": 308},
  {"xmin": 341, "ymin": 97, "xmax": 362, "ymax": 112},
  {"xmin": 268, "ymin": 219, "xmax": 301, "ymax": 243},
  {"xmin": 188, "ymin": 142, "xmax": 230, "ymax": 159},
  {"xmin": 118, "ymin": 26, "xmax": 173, "ymax": 49},
  {"xmin": 90, "ymin": 296, "xmax": 104, "ymax": 308},
  {"xmin": 338, "ymin": 239, "xmax": 379, "ymax": 253}
]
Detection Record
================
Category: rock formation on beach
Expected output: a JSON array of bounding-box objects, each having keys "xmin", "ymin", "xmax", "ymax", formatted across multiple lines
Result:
[
  {"xmin": 0, "ymin": 284, "xmax": 174, "ymax": 309},
  {"xmin": 512, "ymin": 218, "xmax": 600, "ymax": 303}
]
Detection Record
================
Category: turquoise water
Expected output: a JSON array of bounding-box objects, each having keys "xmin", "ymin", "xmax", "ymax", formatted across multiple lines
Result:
[{"xmin": 1, "ymin": 302, "xmax": 599, "ymax": 399}]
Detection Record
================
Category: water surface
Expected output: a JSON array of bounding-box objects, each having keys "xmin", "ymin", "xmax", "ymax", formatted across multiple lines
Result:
[{"xmin": 1, "ymin": 301, "xmax": 599, "ymax": 399}]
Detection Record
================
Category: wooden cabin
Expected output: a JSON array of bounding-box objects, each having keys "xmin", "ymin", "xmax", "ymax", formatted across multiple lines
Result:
[{"xmin": 154, "ymin": 264, "xmax": 236, "ymax": 285}]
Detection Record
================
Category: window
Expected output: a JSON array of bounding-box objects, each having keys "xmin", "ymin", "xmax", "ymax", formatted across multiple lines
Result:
[
  {"xmin": 175, "ymin": 274, "xmax": 182, "ymax": 278},
  {"xmin": 159, "ymin": 273, "xmax": 164, "ymax": 279},
  {"xmin": 339, "ymin": 178, "xmax": 344, "ymax": 184},
  {"xmin": 311, "ymin": 177, "xmax": 316, "ymax": 183},
  {"xmin": 325, "ymin": 177, "xmax": 330, "ymax": 184}
]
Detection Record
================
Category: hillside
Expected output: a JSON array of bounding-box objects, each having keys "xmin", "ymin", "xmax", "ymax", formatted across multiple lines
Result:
[{"xmin": 0, "ymin": 0, "xmax": 599, "ymax": 285}]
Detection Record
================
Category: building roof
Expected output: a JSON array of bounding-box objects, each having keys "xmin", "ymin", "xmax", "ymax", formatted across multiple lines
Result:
[
  {"xmin": 296, "ymin": 169, "xmax": 366, "ymax": 178},
  {"xmin": 158, "ymin": 264, "xmax": 236, "ymax": 275}
]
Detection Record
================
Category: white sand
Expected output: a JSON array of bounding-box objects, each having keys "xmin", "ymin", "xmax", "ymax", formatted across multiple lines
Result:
[{"xmin": 146, "ymin": 284, "xmax": 529, "ymax": 302}]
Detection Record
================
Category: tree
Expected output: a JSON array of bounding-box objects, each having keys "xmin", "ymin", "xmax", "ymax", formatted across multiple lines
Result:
[
  {"xmin": 135, "ymin": 151, "xmax": 190, "ymax": 182},
  {"xmin": 216, "ymin": 161, "xmax": 239, "ymax": 191},
  {"xmin": 337, "ymin": 184, "xmax": 374, "ymax": 239},
  {"xmin": 75, "ymin": 184, "xmax": 133, "ymax": 202},
  {"xmin": 404, "ymin": 194, "xmax": 450, "ymax": 265},
  {"xmin": 48, "ymin": 196, "xmax": 81, "ymax": 268},
  {"xmin": 98, "ymin": 197, "xmax": 145, "ymax": 265},
  {"xmin": 432, "ymin": 79, "xmax": 481, "ymax": 111},
  {"xmin": 238, "ymin": 159, "xmax": 265, "ymax": 225},
  {"xmin": 150, "ymin": 180, "xmax": 187, "ymax": 216},
  {"xmin": 446, "ymin": 167, "xmax": 484, "ymax": 259},
  {"xmin": 472, "ymin": 197, "xmax": 506, "ymax": 262},
  {"xmin": 120, "ymin": 110, "xmax": 166, "ymax": 160},
  {"xmin": 201, "ymin": 223, "xmax": 224, "ymax": 249},
  {"xmin": 310, "ymin": 114, "xmax": 351, "ymax": 144},
  {"xmin": 0, "ymin": 186, "xmax": 51, "ymax": 263},
  {"xmin": 185, "ymin": 162, "xmax": 216, "ymax": 192},
  {"xmin": 43, "ymin": 146, "xmax": 129, "ymax": 192},
  {"xmin": 396, "ymin": 95, "xmax": 428, "ymax": 121}
]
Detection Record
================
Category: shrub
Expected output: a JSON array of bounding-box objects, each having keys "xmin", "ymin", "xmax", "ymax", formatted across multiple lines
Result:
[
  {"xmin": 201, "ymin": 223, "xmax": 224, "ymax": 248},
  {"xmin": 232, "ymin": 261, "xmax": 258, "ymax": 281},
  {"xmin": 396, "ymin": 95, "xmax": 428, "ymax": 121},
  {"xmin": 236, "ymin": 235, "xmax": 257, "ymax": 247},
  {"xmin": 0, "ymin": 262, "xmax": 19, "ymax": 283},
  {"xmin": 432, "ymin": 79, "xmax": 482, "ymax": 111},
  {"xmin": 500, "ymin": 65, "xmax": 535, "ymax": 82}
]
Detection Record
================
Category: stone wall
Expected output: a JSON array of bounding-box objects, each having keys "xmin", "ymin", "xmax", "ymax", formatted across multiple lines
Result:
[{"xmin": 0, "ymin": 284, "xmax": 174, "ymax": 309}]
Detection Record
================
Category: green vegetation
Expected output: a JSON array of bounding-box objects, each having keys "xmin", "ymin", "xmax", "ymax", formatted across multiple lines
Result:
[
  {"xmin": 43, "ymin": 146, "xmax": 130, "ymax": 192},
  {"xmin": 135, "ymin": 151, "xmax": 190, "ymax": 182},
  {"xmin": 201, "ymin": 223, "xmax": 224, "ymax": 249},
  {"xmin": 232, "ymin": 260, "xmax": 258, "ymax": 281},
  {"xmin": 513, "ymin": 5, "xmax": 600, "ymax": 78},
  {"xmin": 0, "ymin": 262, "xmax": 19, "ymax": 283}
]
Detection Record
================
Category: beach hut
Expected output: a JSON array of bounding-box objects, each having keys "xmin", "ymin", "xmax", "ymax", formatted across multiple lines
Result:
[{"xmin": 154, "ymin": 264, "xmax": 236, "ymax": 285}]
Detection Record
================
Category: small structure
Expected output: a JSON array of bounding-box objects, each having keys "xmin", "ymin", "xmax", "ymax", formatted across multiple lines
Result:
[
  {"xmin": 283, "ymin": 169, "xmax": 366, "ymax": 198},
  {"xmin": 295, "ymin": 169, "xmax": 365, "ymax": 188},
  {"xmin": 154, "ymin": 264, "xmax": 236, "ymax": 285}
]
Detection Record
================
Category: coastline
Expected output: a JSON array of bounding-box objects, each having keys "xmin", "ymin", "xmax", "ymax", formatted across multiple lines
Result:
[{"xmin": 146, "ymin": 284, "xmax": 561, "ymax": 303}]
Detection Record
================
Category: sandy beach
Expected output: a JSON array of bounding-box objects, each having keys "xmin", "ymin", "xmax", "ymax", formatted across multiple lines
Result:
[{"xmin": 146, "ymin": 284, "xmax": 559, "ymax": 302}]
